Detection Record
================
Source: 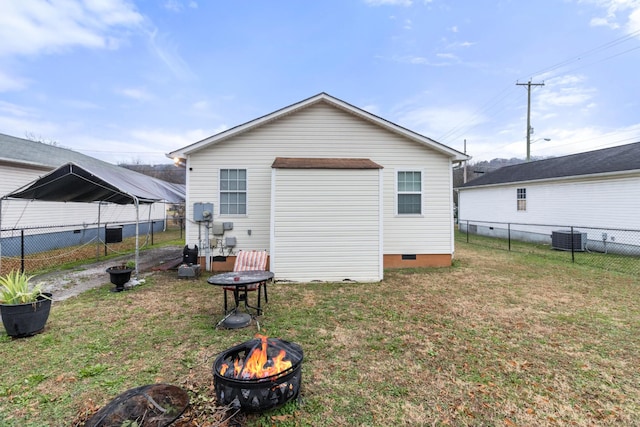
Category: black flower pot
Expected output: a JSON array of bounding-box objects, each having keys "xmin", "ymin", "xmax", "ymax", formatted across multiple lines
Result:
[
  {"xmin": 106, "ymin": 266, "xmax": 134, "ymax": 292},
  {"xmin": 0, "ymin": 293, "xmax": 53, "ymax": 338}
]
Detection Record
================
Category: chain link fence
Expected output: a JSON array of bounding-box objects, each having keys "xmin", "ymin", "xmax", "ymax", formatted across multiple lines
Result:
[
  {"xmin": 457, "ymin": 220, "xmax": 640, "ymax": 276},
  {"xmin": 0, "ymin": 217, "xmax": 185, "ymax": 275}
]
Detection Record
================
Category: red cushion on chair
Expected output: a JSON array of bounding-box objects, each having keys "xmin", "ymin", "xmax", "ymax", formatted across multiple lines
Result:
[{"xmin": 234, "ymin": 250, "xmax": 268, "ymax": 272}]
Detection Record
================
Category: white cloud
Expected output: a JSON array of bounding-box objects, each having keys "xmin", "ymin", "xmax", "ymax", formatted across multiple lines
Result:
[
  {"xmin": 0, "ymin": 103, "xmax": 61, "ymax": 141},
  {"xmin": 384, "ymin": 54, "xmax": 459, "ymax": 66},
  {"xmin": 147, "ymin": 29, "xmax": 195, "ymax": 81},
  {"xmin": 163, "ymin": 0, "xmax": 199, "ymax": 12},
  {"xmin": 586, "ymin": 0, "xmax": 640, "ymax": 33},
  {"xmin": 537, "ymin": 74, "xmax": 596, "ymax": 109},
  {"xmin": 395, "ymin": 105, "xmax": 488, "ymax": 137},
  {"xmin": 590, "ymin": 16, "xmax": 620, "ymax": 28},
  {"xmin": 0, "ymin": 0, "xmax": 144, "ymax": 57},
  {"xmin": 445, "ymin": 41, "xmax": 476, "ymax": 50},
  {"xmin": 117, "ymin": 87, "xmax": 152, "ymax": 101},
  {"xmin": 628, "ymin": 4, "xmax": 640, "ymax": 32},
  {"xmin": 364, "ymin": 0, "xmax": 413, "ymax": 6},
  {"xmin": 192, "ymin": 100, "xmax": 210, "ymax": 111},
  {"xmin": 0, "ymin": 70, "xmax": 28, "ymax": 92}
]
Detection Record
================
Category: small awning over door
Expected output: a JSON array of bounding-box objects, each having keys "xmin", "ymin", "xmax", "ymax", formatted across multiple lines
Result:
[{"xmin": 270, "ymin": 158, "xmax": 383, "ymax": 282}]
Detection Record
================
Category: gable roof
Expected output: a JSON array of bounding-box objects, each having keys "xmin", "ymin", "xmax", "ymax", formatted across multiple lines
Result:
[
  {"xmin": 459, "ymin": 142, "xmax": 640, "ymax": 188},
  {"xmin": 167, "ymin": 92, "xmax": 469, "ymax": 162},
  {"xmin": 1, "ymin": 133, "xmax": 184, "ymax": 203}
]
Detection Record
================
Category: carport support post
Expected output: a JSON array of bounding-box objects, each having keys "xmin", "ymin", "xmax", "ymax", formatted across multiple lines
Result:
[
  {"xmin": 96, "ymin": 202, "xmax": 102, "ymax": 260},
  {"xmin": 0, "ymin": 197, "xmax": 3, "ymax": 273},
  {"xmin": 134, "ymin": 197, "xmax": 140, "ymax": 277}
]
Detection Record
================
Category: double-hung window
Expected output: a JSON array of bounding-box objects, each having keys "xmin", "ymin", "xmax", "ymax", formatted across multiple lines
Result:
[
  {"xmin": 220, "ymin": 169, "xmax": 247, "ymax": 215},
  {"xmin": 517, "ymin": 188, "xmax": 526, "ymax": 211},
  {"xmin": 397, "ymin": 170, "xmax": 422, "ymax": 215}
]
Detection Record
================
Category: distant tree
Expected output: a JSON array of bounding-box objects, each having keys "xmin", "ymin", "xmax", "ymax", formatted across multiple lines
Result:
[
  {"xmin": 120, "ymin": 163, "xmax": 186, "ymax": 184},
  {"xmin": 24, "ymin": 132, "xmax": 61, "ymax": 147}
]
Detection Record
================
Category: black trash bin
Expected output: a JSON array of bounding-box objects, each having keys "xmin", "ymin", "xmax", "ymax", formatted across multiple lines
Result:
[
  {"xmin": 105, "ymin": 226, "xmax": 123, "ymax": 243},
  {"xmin": 182, "ymin": 244, "xmax": 198, "ymax": 265}
]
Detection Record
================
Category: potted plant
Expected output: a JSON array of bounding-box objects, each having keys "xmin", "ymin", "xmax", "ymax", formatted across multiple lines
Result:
[
  {"xmin": 106, "ymin": 260, "xmax": 136, "ymax": 292},
  {"xmin": 0, "ymin": 270, "xmax": 52, "ymax": 338}
]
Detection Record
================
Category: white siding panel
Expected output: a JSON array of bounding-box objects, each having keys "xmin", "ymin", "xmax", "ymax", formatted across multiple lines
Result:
[
  {"xmin": 272, "ymin": 168, "xmax": 381, "ymax": 282},
  {"xmin": 459, "ymin": 175, "xmax": 640, "ymax": 229},
  {"xmin": 186, "ymin": 102, "xmax": 455, "ymax": 262}
]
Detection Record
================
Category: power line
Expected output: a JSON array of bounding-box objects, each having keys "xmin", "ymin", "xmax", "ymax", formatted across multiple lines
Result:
[
  {"xmin": 436, "ymin": 29, "xmax": 640, "ymax": 152},
  {"xmin": 523, "ymin": 28, "xmax": 640, "ymax": 81}
]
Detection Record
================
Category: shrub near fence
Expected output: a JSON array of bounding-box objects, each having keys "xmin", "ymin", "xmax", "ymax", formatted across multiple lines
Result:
[
  {"xmin": 0, "ymin": 219, "xmax": 185, "ymax": 274},
  {"xmin": 458, "ymin": 219, "xmax": 640, "ymax": 276}
]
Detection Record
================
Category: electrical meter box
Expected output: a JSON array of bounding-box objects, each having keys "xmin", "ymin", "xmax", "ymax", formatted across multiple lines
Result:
[
  {"xmin": 193, "ymin": 203, "xmax": 213, "ymax": 222},
  {"xmin": 212, "ymin": 222, "xmax": 224, "ymax": 235}
]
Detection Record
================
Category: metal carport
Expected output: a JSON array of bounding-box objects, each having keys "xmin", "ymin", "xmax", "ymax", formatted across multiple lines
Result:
[{"xmin": 0, "ymin": 162, "xmax": 184, "ymax": 275}]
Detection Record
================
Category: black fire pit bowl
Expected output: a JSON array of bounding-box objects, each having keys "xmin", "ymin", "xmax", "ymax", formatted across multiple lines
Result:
[
  {"xmin": 213, "ymin": 337, "xmax": 303, "ymax": 413},
  {"xmin": 84, "ymin": 383, "xmax": 189, "ymax": 427}
]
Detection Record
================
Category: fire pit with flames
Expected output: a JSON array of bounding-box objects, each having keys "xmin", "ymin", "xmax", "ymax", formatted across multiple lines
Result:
[{"xmin": 213, "ymin": 335, "xmax": 303, "ymax": 413}]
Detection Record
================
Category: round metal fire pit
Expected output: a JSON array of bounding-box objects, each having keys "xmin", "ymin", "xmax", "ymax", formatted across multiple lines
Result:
[
  {"xmin": 213, "ymin": 336, "xmax": 303, "ymax": 413},
  {"xmin": 84, "ymin": 384, "xmax": 189, "ymax": 427}
]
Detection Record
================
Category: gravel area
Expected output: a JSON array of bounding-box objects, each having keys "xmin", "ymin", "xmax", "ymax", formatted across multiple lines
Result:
[{"xmin": 35, "ymin": 245, "xmax": 184, "ymax": 301}]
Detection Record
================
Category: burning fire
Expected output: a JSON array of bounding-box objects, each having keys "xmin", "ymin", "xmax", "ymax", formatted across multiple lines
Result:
[{"xmin": 220, "ymin": 335, "xmax": 293, "ymax": 380}]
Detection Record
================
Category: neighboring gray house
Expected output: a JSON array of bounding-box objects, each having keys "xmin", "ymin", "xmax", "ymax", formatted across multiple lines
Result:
[
  {"xmin": 457, "ymin": 142, "xmax": 640, "ymax": 253},
  {"xmin": 0, "ymin": 133, "xmax": 183, "ymax": 257},
  {"xmin": 168, "ymin": 93, "xmax": 468, "ymax": 282}
]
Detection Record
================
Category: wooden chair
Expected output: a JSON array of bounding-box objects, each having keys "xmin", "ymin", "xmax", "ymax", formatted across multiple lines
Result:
[{"xmin": 223, "ymin": 250, "xmax": 269, "ymax": 315}]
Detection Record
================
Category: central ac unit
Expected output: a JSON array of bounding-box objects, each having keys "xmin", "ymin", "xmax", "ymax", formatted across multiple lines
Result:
[{"xmin": 551, "ymin": 230, "xmax": 587, "ymax": 251}]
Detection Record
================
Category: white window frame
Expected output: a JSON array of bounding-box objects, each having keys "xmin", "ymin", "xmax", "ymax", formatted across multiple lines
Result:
[
  {"xmin": 395, "ymin": 169, "xmax": 424, "ymax": 216},
  {"xmin": 517, "ymin": 187, "xmax": 526, "ymax": 212},
  {"xmin": 219, "ymin": 168, "xmax": 248, "ymax": 216}
]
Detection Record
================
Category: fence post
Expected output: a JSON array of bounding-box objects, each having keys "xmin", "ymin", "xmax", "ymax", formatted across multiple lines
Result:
[
  {"xmin": 20, "ymin": 229, "xmax": 25, "ymax": 273},
  {"xmin": 466, "ymin": 220, "xmax": 469, "ymax": 243},
  {"xmin": 570, "ymin": 225, "xmax": 575, "ymax": 263},
  {"xmin": 508, "ymin": 223, "xmax": 511, "ymax": 251},
  {"xmin": 151, "ymin": 221, "xmax": 155, "ymax": 246}
]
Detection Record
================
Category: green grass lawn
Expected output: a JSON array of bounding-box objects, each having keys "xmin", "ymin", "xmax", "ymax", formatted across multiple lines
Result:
[{"xmin": 0, "ymin": 241, "xmax": 638, "ymax": 426}]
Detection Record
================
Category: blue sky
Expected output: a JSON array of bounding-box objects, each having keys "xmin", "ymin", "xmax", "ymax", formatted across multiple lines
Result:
[{"xmin": 0, "ymin": 0, "xmax": 638, "ymax": 165}]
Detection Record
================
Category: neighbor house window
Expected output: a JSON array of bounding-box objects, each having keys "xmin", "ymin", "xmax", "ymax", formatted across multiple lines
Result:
[
  {"xmin": 517, "ymin": 188, "xmax": 526, "ymax": 211},
  {"xmin": 397, "ymin": 170, "xmax": 422, "ymax": 215},
  {"xmin": 220, "ymin": 169, "xmax": 246, "ymax": 215}
]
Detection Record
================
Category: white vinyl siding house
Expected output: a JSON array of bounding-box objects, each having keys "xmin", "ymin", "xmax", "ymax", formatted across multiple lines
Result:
[
  {"xmin": 457, "ymin": 142, "xmax": 640, "ymax": 252},
  {"xmin": 462, "ymin": 175, "xmax": 639, "ymax": 228},
  {"xmin": 170, "ymin": 93, "xmax": 468, "ymax": 282}
]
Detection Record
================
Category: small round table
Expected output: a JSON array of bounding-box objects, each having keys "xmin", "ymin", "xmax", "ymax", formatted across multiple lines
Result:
[{"xmin": 208, "ymin": 270, "xmax": 274, "ymax": 329}]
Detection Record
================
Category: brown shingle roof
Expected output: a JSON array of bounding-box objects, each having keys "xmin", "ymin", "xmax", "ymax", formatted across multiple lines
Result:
[{"xmin": 271, "ymin": 157, "xmax": 383, "ymax": 169}]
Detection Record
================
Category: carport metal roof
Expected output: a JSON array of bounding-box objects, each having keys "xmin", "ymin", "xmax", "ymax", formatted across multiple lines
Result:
[
  {"xmin": 5, "ymin": 162, "xmax": 184, "ymax": 204},
  {"xmin": 1, "ymin": 162, "xmax": 185, "ymax": 276}
]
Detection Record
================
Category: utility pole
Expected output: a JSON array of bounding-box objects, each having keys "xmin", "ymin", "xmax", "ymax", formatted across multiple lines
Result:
[{"xmin": 516, "ymin": 80, "xmax": 544, "ymax": 161}]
